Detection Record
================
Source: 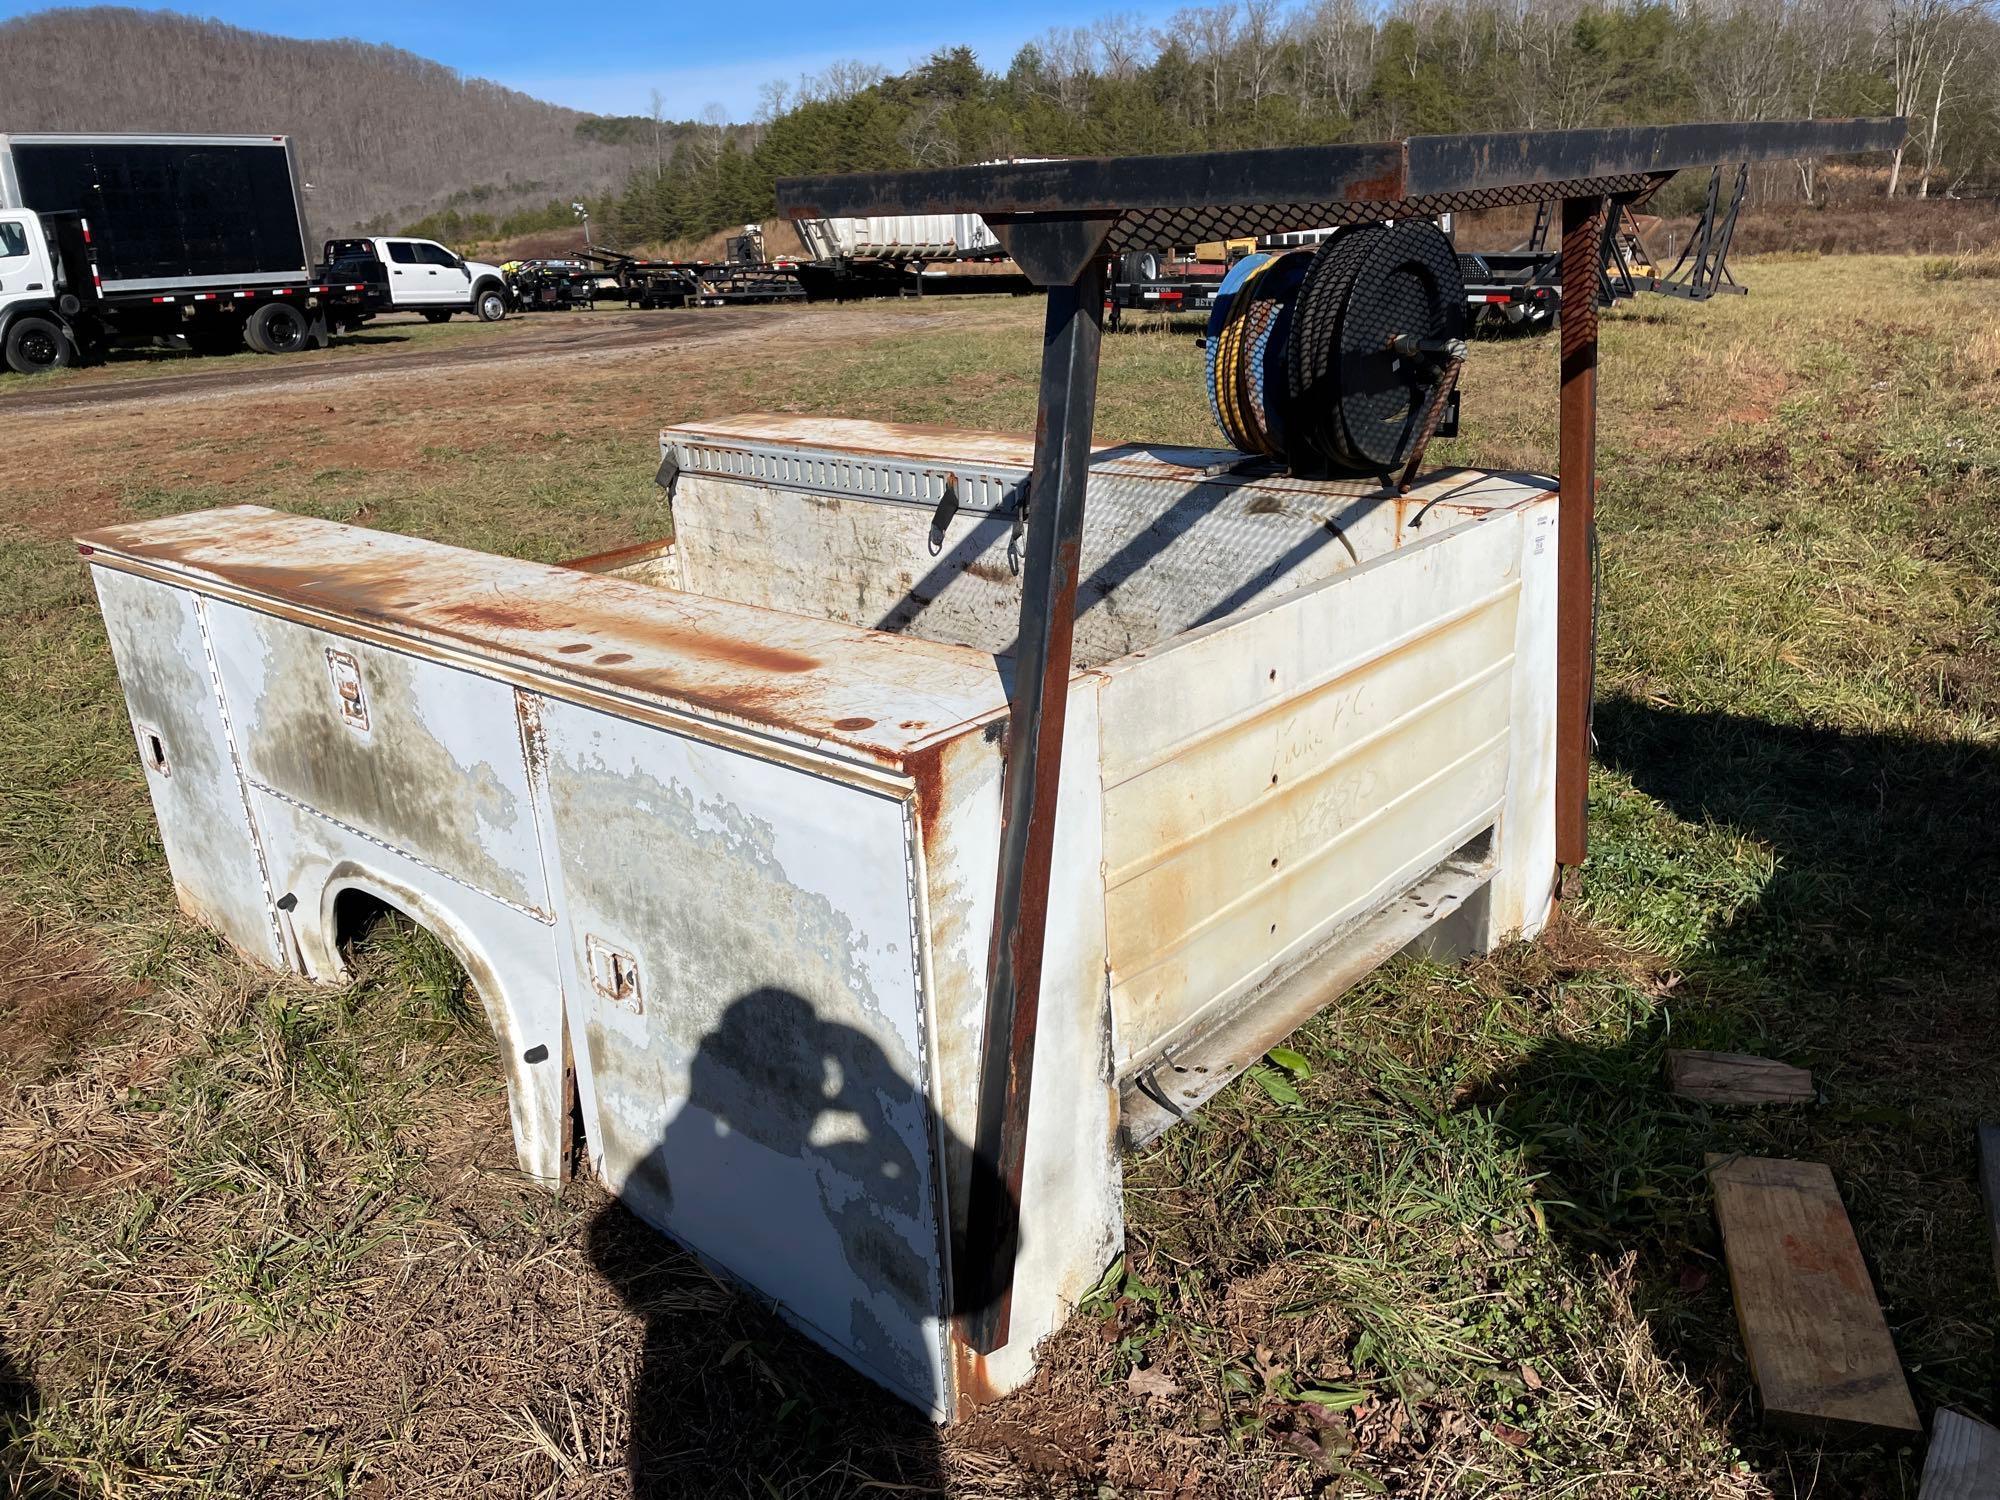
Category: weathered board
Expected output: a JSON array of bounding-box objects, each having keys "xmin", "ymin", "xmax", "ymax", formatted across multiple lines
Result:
[
  {"xmin": 1979, "ymin": 1125, "xmax": 2000, "ymax": 1298},
  {"xmin": 1707, "ymin": 1154, "xmax": 1920, "ymax": 1434},
  {"xmin": 1919, "ymin": 1409, "xmax": 2000, "ymax": 1500},
  {"xmin": 1669, "ymin": 1050, "xmax": 1815, "ymax": 1106}
]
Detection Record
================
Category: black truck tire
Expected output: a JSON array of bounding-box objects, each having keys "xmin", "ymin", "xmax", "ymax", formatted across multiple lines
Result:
[
  {"xmin": 475, "ymin": 285, "xmax": 508, "ymax": 322},
  {"xmin": 423, "ymin": 310, "xmax": 454, "ymax": 323},
  {"xmin": 1119, "ymin": 250, "xmax": 1161, "ymax": 285},
  {"xmin": 4, "ymin": 316, "xmax": 75, "ymax": 375},
  {"xmin": 246, "ymin": 302, "xmax": 309, "ymax": 355}
]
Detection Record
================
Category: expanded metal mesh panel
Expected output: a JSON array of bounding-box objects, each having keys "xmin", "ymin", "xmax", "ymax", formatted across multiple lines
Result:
[
  {"xmin": 1104, "ymin": 175, "xmax": 1658, "ymax": 253},
  {"xmin": 665, "ymin": 426, "xmax": 1535, "ymax": 668}
]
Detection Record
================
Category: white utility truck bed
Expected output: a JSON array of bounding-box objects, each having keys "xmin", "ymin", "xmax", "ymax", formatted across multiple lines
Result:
[{"xmin": 80, "ymin": 416, "xmax": 1557, "ymax": 1419}]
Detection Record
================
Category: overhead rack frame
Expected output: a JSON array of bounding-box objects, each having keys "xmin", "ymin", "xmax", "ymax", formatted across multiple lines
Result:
[{"xmin": 776, "ymin": 116, "xmax": 1905, "ymax": 1357}]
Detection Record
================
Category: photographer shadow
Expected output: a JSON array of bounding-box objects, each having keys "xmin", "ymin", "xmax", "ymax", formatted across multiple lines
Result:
[{"xmin": 585, "ymin": 985, "xmax": 1013, "ymax": 1498}]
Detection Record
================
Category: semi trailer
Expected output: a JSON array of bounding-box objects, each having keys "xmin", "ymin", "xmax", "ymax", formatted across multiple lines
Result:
[
  {"xmin": 0, "ymin": 132, "xmax": 375, "ymax": 373},
  {"xmin": 791, "ymin": 208, "xmax": 1034, "ymax": 301}
]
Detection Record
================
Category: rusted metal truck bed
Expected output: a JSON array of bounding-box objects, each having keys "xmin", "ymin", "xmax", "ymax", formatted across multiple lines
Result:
[{"xmin": 79, "ymin": 415, "xmax": 1558, "ymax": 1420}]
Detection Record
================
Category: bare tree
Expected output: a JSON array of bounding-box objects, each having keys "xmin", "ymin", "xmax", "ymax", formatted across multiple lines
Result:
[
  {"xmin": 1883, "ymin": 0, "xmax": 1987, "ymax": 194},
  {"xmin": 649, "ymin": 88, "xmax": 666, "ymax": 182},
  {"xmin": 1239, "ymin": 0, "xmax": 1288, "ymax": 106},
  {"xmin": 1790, "ymin": 0, "xmax": 1869, "ymax": 196},
  {"xmin": 1029, "ymin": 25, "xmax": 1100, "ymax": 113},
  {"xmin": 1168, "ymin": 3, "xmax": 1243, "ymax": 127},
  {"xmin": 1095, "ymin": 11, "xmax": 1157, "ymax": 76},
  {"xmin": 757, "ymin": 78, "xmax": 794, "ymax": 122},
  {"xmin": 1295, "ymin": 0, "xmax": 1379, "ymax": 118}
]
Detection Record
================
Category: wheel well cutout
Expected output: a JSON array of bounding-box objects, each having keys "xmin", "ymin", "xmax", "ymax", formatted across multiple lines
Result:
[{"xmin": 330, "ymin": 887, "xmax": 485, "ymax": 1035}]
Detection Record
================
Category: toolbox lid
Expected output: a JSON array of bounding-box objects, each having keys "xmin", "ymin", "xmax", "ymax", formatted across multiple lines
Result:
[{"xmin": 664, "ymin": 413, "xmax": 1549, "ymax": 516}]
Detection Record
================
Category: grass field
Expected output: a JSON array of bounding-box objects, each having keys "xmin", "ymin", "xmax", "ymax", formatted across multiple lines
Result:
[{"xmin": 2, "ymin": 256, "xmax": 1996, "ymax": 1498}]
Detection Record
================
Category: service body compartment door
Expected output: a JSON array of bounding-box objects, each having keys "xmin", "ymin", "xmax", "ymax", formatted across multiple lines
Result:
[
  {"xmin": 532, "ymin": 697, "xmax": 948, "ymax": 1414},
  {"xmin": 91, "ymin": 568, "xmax": 281, "ymax": 964},
  {"xmin": 201, "ymin": 605, "xmax": 550, "ymax": 919}
]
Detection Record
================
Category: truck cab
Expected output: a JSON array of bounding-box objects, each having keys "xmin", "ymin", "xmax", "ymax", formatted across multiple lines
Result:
[
  {"xmin": 0, "ymin": 209, "xmax": 90, "ymax": 373},
  {"xmin": 323, "ymin": 236, "xmax": 508, "ymax": 322}
]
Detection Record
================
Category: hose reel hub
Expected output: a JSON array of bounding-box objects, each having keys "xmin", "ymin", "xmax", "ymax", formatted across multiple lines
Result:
[{"xmin": 1204, "ymin": 220, "xmax": 1467, "ymax": 478}]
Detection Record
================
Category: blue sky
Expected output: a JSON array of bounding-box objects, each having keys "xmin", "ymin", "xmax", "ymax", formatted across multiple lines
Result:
[{"xmin": 2, "ymin": 2, "xmax": 1170, "ymax": 120}]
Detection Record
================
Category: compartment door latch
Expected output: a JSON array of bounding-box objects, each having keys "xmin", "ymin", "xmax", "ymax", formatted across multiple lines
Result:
[
  {"xmin": 926, "ymin": 474, "xmax": 960, "ymax": 556},
  {"xmin": 326, "ymin": 649, "xmax": 369, "ymax": 734}
]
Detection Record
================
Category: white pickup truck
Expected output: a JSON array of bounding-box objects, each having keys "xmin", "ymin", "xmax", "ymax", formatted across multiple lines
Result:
[{"xmin": 320, "ymin": 235, "xmax": 510, "ymax": 323}]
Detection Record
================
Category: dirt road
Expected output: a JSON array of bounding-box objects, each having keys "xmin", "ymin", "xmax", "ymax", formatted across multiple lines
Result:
[{"xmin": 0, "ymin": 304, "xmax": 923, "ymax": 417}]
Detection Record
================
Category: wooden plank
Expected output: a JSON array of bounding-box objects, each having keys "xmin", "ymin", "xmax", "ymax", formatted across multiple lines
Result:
[
  {"xmin": 1669, "ymin": 1049, "xmax": 1814, "ymax": 1105},
  {"xmin": 1708, "ymin": 1154, "xmax": 1921, "ymax": 1434},
  {"xmin": 1979, "ymin": 1124, "xmax": 2000, "ymax": 1297},
  {"xmin": 1919, "ymin": 1409, "xmax": 2000, "ymax": 1500}
]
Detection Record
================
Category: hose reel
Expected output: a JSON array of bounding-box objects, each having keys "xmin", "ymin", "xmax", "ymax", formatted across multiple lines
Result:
[{"xmin": 1204, "ymin": 220, "xmax": 1468, "ymax": 485}]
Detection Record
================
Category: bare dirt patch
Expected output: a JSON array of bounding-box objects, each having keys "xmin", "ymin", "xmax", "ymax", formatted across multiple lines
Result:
[{"xmin": 0, "ymin": 920, "xmax": 148, "ymax": 1081}]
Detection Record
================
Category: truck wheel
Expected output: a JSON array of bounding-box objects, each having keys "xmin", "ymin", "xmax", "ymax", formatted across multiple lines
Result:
[
  {"xmin": 1118, "ymin": 250, "xmax": 1161, "ymax": 285},
  {"xmin": 246, "ymin": 302, "xmax": 309, "ymax": 355},
  {"xmin": 475, "ymin": 287, "xmax": 508, "ymax": 322},
  {"xmin": 423, "ymin": 310, "xmax": 453, "ymax": 324},
  {"xmin": 4, "ymin": 316, "xmax": 75, "ymax": 374}
]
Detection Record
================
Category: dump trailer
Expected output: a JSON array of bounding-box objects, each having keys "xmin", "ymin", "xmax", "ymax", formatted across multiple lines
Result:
[{"xmin": 0, "ymin": 133, "xmax": 375, "ymax": 371}]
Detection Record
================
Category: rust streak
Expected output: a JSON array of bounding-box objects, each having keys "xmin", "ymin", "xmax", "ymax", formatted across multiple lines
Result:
[
  {"xmin": 559, "ymin": 536, "xmax": 676, "ymax": 574},
  {"xmin": 949, "ymin": 1331, "xmax": 1003, "ymax": 1419}
]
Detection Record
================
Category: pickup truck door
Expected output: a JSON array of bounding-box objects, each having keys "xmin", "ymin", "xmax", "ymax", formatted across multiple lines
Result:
[
  {"xmin": 0, "ymin": 213, "xmax": 55, "ymax": 315},
  {"xmin": 382, "ymin": 238, "xmax": 440, "ymax": 307},
  {"xmin": 416, "ymin": 241, "xmax": 472, "ymax": 307}
]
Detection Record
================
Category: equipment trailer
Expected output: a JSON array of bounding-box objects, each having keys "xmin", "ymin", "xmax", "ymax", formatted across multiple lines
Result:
[
  {"xmin": 1457, "ymin": 173, "xmax": 1743, "ymax": 331},
  {"xmin": 0, "ymin": 133, "xmax": 377, "ymax": 372},
  {"xmin": 547, "ymin": 247, "xmax": 804, "ymax": 310},
  {"xmin": 1104, "ymin": 249, "xmax": 1223, "ymax": 327}
]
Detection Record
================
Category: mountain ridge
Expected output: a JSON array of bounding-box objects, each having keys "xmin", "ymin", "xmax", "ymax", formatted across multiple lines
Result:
[{"xmin": 0, "ymin": 6, "xmax": 724, "ymax": 235}]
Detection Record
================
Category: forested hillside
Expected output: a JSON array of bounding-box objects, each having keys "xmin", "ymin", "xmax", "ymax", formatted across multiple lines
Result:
[
  {"xmin": 594, "ymin": 0, "xmax": 2000, "ymax": 249},
  {"xmin": 0, "ymin": 7, "xmax": 741, "ymax": 235}
]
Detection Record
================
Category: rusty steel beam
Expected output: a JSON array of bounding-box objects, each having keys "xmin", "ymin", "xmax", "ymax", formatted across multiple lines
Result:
[
  {"xmin": 780, "ymin": 143, "xmax": 1408, "ymax": 221},
  {"xmin": 957, "ymin": 249, "xmax": 1109, "ymax": 1354},
  {"xmin": 1403, "ymin": 118, "xmax": 1902, "ymax": 196},
  {"xmin": 776, "ymin": 119, "xmax": 1904, "ymax": 225},
  {"xmin": 1556, "ymin": 194, "xmax": 1603, "ymax": 870}
]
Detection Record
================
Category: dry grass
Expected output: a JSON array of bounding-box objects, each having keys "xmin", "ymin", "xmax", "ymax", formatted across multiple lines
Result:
[{"xmin": 2, "ymin": 257, "xmax": 1997, "ymax": 1497}]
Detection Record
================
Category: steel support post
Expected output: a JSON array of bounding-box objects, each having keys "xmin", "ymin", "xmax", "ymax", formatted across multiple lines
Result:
[
  {"xmin": 1556, "ymin": 194, "xmax": 1603, "ymax": 871},
  {"xmin": 959, "ymin": 252, "xmax": 1109, "ymax": 1353}
]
